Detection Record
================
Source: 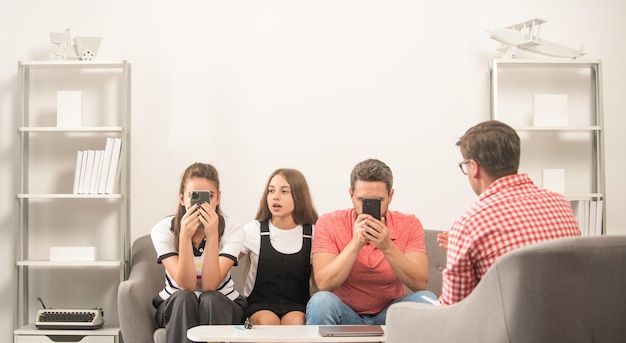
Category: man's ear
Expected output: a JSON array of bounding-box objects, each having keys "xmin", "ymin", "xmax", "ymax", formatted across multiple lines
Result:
[{"xmin": 469, "ymin": 159, "xmax": 480, "ymax": 178}]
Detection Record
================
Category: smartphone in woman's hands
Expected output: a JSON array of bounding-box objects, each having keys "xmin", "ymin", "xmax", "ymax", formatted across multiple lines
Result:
[{"xmin": 190, "ymin": 191, "xmax": 210, "ymax": 229}]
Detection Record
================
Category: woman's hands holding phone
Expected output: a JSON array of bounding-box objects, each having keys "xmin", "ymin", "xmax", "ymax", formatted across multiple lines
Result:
[
  {"xmin": 180, "ymin": 204, "xmax": 201, "ymax": 241},
  {"xmin": 180, "ymin": 203, "xmax": 218, "ymax": 241},
  {"xmin": 196, "ymin": 202, "xmax": 219, "ymax": 240}
]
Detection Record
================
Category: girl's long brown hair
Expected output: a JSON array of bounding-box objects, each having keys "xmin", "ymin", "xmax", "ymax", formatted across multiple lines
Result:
[{"xmin": 255, "ymin": 168, "xmax": 318, "ymax": 225}]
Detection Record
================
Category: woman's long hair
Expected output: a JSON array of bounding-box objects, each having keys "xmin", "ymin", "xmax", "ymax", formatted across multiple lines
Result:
[{"xmin": 255, "ymin": 168, "xmax": 318, "ymax": 225}]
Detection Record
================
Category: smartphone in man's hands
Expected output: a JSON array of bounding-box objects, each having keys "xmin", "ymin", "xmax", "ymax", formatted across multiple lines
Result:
[
  {"xmin": 362, "ymin": 198, "xmax": 381, "ymax": 220},
  {"xmin": 190, "ymin": 191, "xmax": 210, "ymax": 229}
]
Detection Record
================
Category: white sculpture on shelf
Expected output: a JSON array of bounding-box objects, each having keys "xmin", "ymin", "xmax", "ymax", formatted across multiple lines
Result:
[
  {"xmin": 49, "ymin": 29, "xmax": 102, "ymax": 61},
  {"xmin": 485, "ymin": 18, "xmax": 585, "ymax": 59},
  {"xmin": 49, "ymin": 31, "xmax": 69, "ymax": 60}
]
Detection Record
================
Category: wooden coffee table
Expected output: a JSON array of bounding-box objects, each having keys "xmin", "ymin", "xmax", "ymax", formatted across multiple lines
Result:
[{"xmin": 187, "ymin": 325, "xmax": 386, "ymax": 342}]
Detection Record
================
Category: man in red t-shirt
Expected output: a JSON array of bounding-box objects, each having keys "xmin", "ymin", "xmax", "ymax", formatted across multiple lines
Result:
[
  {"xmin": 437, "ymin": 120, "xmax": 581, "ymax": 305},
  {"xmin": 306, "ymin": 159, "xmax": 437, "ymax": 325}
]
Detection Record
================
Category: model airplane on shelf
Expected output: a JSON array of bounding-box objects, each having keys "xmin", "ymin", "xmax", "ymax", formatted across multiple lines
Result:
[{"xmin": 485, "ymin": 18, "xmax": 585, "ymax": 59}]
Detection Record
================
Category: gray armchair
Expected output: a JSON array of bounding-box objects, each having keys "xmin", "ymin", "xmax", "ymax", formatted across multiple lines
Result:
[
  {"xmin": 387, "ymin": 235, "xmax": 626, "ymax": 343},
  {"xmin": 117, "ymin": 234, "xmax": 250, "ymax": 343},
  {"xmin": 117, "ymin": 235, "xmax": 166, "ymax": 343},
  {"xmin": 118, "ymin": 229, "xmax": 446, "ymax": 343}
]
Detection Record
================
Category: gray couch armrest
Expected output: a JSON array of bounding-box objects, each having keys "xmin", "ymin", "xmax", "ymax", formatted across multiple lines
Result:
[
  {"xmin": 118, "ymin": 235, "xmax": 165, "ymax": 343},
  {"xmin": 387, "ymin": 287, "xmax": 507, "ymax": 342},
  {"xmin": 387, "ymin": 236, "xmax": 626, "ymax": 343},
  {"xmin": 424, "ymin": 229, "xmax": 446, "ymax": 297}
]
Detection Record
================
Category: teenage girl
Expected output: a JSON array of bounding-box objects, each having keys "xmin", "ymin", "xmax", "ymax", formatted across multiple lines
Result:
[
  {"xmin": 240, "ymin": 168, "xmax": 319, "ymax": 325},
  {"xmin": 151, "ymin": 162, "xmax": 245, "ymax": 343}
]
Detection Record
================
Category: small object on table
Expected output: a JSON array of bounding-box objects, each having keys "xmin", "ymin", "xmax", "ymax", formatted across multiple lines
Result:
[{"xmin": 243, "ymin": 317, "xmax": 253, "ymax": 330}]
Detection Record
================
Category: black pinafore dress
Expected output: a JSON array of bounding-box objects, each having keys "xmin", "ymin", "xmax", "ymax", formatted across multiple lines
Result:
[{"xmin": 243, "ymin": 220, "xmax": 312, "ymax": 319}]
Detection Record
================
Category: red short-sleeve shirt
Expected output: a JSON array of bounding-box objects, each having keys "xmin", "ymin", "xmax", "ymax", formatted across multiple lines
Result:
[{"xmin": 312, "ymin": 209, "xmax": 425, "ymax": 314}]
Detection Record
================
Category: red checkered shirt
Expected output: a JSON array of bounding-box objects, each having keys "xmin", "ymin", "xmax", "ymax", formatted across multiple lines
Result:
[{"xmin": 440, "ymin": 173, "xmax": 581, "ymax": 305}]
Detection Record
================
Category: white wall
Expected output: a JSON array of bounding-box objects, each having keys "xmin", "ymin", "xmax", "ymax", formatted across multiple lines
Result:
[{"xmin": 1, "ymin": 0, "xmax": 625, "ymax": 340}]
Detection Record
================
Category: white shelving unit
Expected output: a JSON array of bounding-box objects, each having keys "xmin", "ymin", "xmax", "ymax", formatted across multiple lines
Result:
[
  {"xmin": 490, "ymin": 59, "xmax": 604, "ymax": 235},
  {"xmin": 14, "ymin": 60, "xmax": 131, "ymax": 342}
]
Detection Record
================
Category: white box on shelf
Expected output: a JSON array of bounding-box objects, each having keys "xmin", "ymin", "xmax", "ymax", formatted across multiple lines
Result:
[
  {"xmin": 49, "ymin": 247, "xmax": 96, "ymax": 262},
  {"xmin": 533, "ymin": 94, "xmax": 568, "ymax": 127},
  {"xmin": 542, "ymin": 169, "xmax": 565, "ymax": 194},
  {"xmin": 56, "ymin": 91, "xmax": 82, "ymax": 127}
]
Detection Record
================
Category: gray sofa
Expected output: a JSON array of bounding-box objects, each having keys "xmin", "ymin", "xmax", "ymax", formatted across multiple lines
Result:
[
  {"xmin": 386, "ymin": 235, "xmax": 626, "ymax": 343},
  {"xmin": 118, "ymin": 229, "xmax": 446, "ymax": 343}
]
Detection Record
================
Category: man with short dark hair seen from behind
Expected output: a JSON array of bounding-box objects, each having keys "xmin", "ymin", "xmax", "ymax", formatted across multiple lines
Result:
[{"xmin": 437, "ymin": 120, "xmax": 581, "ymax": 305}]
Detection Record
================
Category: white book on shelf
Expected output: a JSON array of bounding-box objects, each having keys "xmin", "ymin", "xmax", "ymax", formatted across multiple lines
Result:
[
  {"xmin": 574, "ymin": 200, "xmax": 589, "ymax": 236},
  {"xmin": 89, "ymin": 150, "xmax": 103, "ymax": 194},
  {"xmin": 95, "ymin": 150, "xmax": 105, "ymax": 193},
  {"xmin": 56, "ymin": 91, "xmax": 82, "ymax": 127},
  {"xmin": 72, "ymin": 150, "xmax": 83, "ymax": 194},
  {"xmin": 588, "ymin": 200, "xmax": 597, "ymax": 237},
  {"xmin": 533, "ymin": 94, "xmax": 568, "ymax": 127},
  {"xmin": 104, "ymin": 138, "xmax": 122, "ymax": 194},
  {"xmin": 542, "ymin": 169, "xmax": 565, "ymax": 194},
  {"xmin": 594, "ymin": 199, "xmax": 604, "ymax": 236},
  {"xmin": 81, "ymin": 150, "xmax": 96, "ymax": 194},
  {"xmin": 581, "ymin": 200, "xmax": 590, "ymax": 236},
  {"xmin": 77, "ymin": 150, "xmax": 89, "ymax": 194},
  {"xmin": 570, "ymin": 200, "xmax": 578, "ymax": 218},
  {"xmin": 98, "ymin": 137, "xmax": 115, "ymax": 194},
  {"xmin": 571, "ymin": 200, "xmax": 581, "ymax": 231}
]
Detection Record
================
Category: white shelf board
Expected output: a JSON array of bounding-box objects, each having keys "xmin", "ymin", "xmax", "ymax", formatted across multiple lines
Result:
[
  {"xmin": 492, "ymin": 59, "xmax": 601, "ymax": 68},
  {"xmin": 19, "ymin": 126, "xmax": 123, "ymax": 132},
  {"xmin": 16, "ymin": 260, "xmax": 123, "ymax": 267},
  {"xmin": 565, "ymin": 193, "xmax": 603, "ymax": 200},
  {"xmin": 19, "ymin": 60, "xmax": 128, "ymax": 68},
  {"xmin": 18, "ymin": 194, "xmax": 122, "ymax": 199},
  {"xmin": 513, "ymin": 126, "xmax": 601, "ymax": 131}
]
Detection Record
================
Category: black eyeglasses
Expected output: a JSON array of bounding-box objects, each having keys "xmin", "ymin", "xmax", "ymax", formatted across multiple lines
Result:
[{"xmin": 458, "ymin": 159, "xmax": 471, "ymax": 175}]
